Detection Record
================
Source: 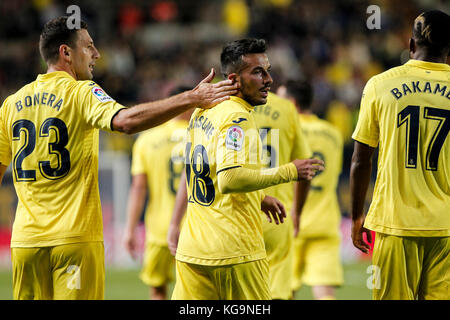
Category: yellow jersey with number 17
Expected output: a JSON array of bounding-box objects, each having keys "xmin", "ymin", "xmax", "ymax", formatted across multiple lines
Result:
[
  {"xmin": 352, "ymin": 59, "xmax": 450, "ymax": 237},
  {"xmin": 0, "ymin": 71, "xmax": 126, "ymax": 247},
  {"xmin": 176, "ymin": 96, "xmax": 266, "ymax": 266},
  {"xmin": 131, "ymin": 119, "xmax": 188, "ymax": 246}
]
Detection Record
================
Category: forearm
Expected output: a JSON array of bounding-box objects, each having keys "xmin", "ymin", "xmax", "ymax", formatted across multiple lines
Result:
[
  {"xmin": 125, "ymin": 179, "xmax": 147, "ymax": 232},
  {"xmin": 113, "ymin": 91, "xmax": 195, "ymax": 134},
  {"xmin": 0, "ymin": 164, "xmax": 6, "ymax": 184},
  {"xmin": 170, "ymin": 173, "xmax": 188, "ymax": 229},
  {"xmin": 292, "ymin": 180, "xmax": 310, "ymax": 217},
  {"xmin": 350, "ymin": 145, "xmax": 373, "ymax": 221},
  {"xmin": 218, "ymin": 163, "xmax": 298, "ymax": 194}
]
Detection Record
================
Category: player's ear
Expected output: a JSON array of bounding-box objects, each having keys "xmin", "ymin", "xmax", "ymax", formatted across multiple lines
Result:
[
  {"xmin": 59, "ymin": 44, "xmax": 72, "ymax": 63},
  {"xmin": 228, "ymin": 73, "xmax": 239, "ymax": 85}
]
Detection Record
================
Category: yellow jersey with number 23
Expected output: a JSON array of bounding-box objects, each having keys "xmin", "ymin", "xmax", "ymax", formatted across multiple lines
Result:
[{"xmin": 0, "ymin": 71, "xmax": 126, "ymax": 247}]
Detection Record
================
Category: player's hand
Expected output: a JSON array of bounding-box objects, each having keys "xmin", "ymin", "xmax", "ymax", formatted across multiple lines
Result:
[
  {"xmin": 167, "ymin": 224, "xmax": 180, "ymax": 256},
  {"xmin": 351, "ymin": 217, "xmax": 372, "ymax": 254},
  {"xmin": 292, "ymin": 158, "xmax": 325, "ymax": 181},
  {"xmin": 123, "ymin": 229, "xmax": 138, "ymax": 260},
  {"xmin": 291, "ymin": 207, "xmax": 301, "ymax": 237},
  {"xmin": 261, "ymin": 195, "xmax": 286, "ymax": 225},
  {"xmin": 190, "ymin": 68, "xmax": 239, "ymax": 109}
]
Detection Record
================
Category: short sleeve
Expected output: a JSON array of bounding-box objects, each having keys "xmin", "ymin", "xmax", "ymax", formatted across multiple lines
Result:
[
  {"xmin": 131, "ymin": 135, "xmax": 147, "ymax": 176},
  {"xmin": 216, "ymin": 112, "xmax": 260, "ymax": 173},
  {"xmin": 291, "ymin": 105, "xmax": 312, "ymax": 160},
  {"xmin": 77, "ymin": 81, "xmax": 127, "ymax": 132},
  {"xmin": 0, "ymin": 102, "xmax": 12, "ymax": 166},
  {"xmin": 352, "ymin": 78, "xmax": 379, "ymax": 147}
]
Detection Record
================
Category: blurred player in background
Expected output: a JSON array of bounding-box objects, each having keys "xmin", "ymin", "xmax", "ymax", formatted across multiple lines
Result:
[
  {"xmin": 252, "ymin": 92, "xmax": 312, "ymax": 300},
  {"xmin": 278, "ymin": 80, "xmax": 344, "ymax": 300},
  {"xmin": 169, "ymin": 38, "xmax": 324, "ymax": 300},
  {"xmin": 123, "ymin": 86, "xmax": 192, "ymax": 300},
  {"xmin": 351, "ymin": 10, "xmax": 450, "ymax": 300},
  {"xmin": 0, "ymin": 16, "xmax": 238, "ymax": 300}
]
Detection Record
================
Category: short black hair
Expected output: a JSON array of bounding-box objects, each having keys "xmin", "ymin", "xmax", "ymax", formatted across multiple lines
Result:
[
  {"xmin": 284, "ymin": 80, "xmax": 314, "ymax": 110},
  {"xmin": 412, "ymin": 10, "xmax": 450, "ymax": 57},
  {"xmin": 220, "ymin": 38, "xmax": 267, "ymax": 77},
  {"xmin": 39, "ymin": 16, "xmax": 88, "ymax": 64}
]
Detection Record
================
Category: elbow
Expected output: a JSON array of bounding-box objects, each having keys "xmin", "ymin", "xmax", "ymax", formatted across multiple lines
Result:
[
  {"xmin": 112, "ymin": 111, "xmax": 137, "ymax": 135},
  {"xmin": 218, "ymin": 179, "xmax": 233, "ymax": 194}
]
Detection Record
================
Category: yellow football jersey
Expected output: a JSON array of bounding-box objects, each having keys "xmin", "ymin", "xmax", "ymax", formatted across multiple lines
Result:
[
  {"xmin": 131, "ymin": 119, "xmax": 188, "ymax": 245},
  {"xmin": 0, "ymin": 71, "xmax": 126, "ymax": 247},
  {"xmin": 176, "ymin": 96, "xmax": 266, "ymax": 266},
  {"xmin": 298, "ymin": 114, "xmax": 343, "ymax": 238},
  {"xmin": 352, "ymin": 59, "xmax": 450, "ymax": 236},
  {"xmin": 252, "ymin": 92, "xmax": 312, "ymax": 211}
]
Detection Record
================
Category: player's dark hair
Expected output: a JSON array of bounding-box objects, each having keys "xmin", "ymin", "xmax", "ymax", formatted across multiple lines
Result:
[
  {"xmin": 39, "ymin": 16, "xmax": 88, "ymax": 64},
  {"xmin": 284, "ymin": 80, "xmax": 314, "ymax": 110},
  {"xmin": 412, "ymin": 10, "xmax": 450, "ymax": 57},
  {"xmin": 220, "ymin": 38, "xmax": 267, "ymax": 77}
]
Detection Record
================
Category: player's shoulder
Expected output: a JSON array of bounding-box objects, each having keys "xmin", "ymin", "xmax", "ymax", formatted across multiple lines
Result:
[
  {"xmin": 266, "ymin": 92, "xmax": 294, "ymax": 109},
  {"xmin": 302, "ymin": 114, "xmax": 343, "ymax": 141},
  {"xmin": 206, "ymin": 98, "xmax": 251, "ymax": 122},
  {"xmin": 367, "ymin": 63, "xmax": 411, "ymax": 88}
]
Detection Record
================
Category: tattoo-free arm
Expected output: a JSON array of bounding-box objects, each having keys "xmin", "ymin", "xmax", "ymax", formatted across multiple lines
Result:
[
  {"xmin": 350, "ymin": 140, "xmax": 375, "ymax": 254},
  {"xmin": 112, "ymin": 69, "xmax": 238, "ymax": 134}
]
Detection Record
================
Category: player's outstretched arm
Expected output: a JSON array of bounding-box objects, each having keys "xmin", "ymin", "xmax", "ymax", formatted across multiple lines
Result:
[
  {"xmin": 350, "ymin": 140, "xmax": 375, "ymax": 254},
  {"xmin": 261, "ymin": 195, "xmax": 286, "ymax": 225},
  {"xmin": 123, "ymin": 174, "xmax": 148, "ymax": 260},
  {"xmin": 217, "ymin": 158, "xmax": 323, "ymax": 194},
  {"xmin": 112, "ymin": 69, "xmax": 239, "ymax": 134},
  {"xmin": 168, "ymin": 171, "xmax": 188, "ymax": 256}
]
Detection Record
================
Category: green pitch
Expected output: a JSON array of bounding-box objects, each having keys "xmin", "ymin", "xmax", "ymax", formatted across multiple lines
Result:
[{"xmin": 0, "ymin": 261, "xmax": 372, "ymax": 300}]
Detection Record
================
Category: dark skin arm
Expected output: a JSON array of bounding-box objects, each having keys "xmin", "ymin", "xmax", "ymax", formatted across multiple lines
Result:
[
  {"xmin": 350, "ymin": 140, "xmax": 376, "ymax": 254},
  {"xmin": 0, "ymin": 164, "xmax": 6, "ymax": 184},
  {"xmin": 291, "ymin": 180, "xmax": 311, "ymax": 237},
  {"xmin": 168, "ymin": 171, "xmax": 188, "ymax": 256}
]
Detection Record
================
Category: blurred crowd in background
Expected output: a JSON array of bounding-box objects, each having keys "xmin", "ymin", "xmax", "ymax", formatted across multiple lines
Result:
[{"xmin": 0, "ymin": 0, "xmax": 448, "ymax": 182}]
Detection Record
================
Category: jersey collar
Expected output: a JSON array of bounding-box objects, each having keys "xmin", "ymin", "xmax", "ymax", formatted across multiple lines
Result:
[
  {"xmin": 299, "ymin": 113, "xmax": 318, "ymax": 122},
  {"xmin": 37, "ymin": 71, "xmax": 76, "ymax": 82},
  {"xmin": 405, "ymin": 59, "xmax": 450, "ymax": 71},
  {"xmin": 230, "ymin": 96, "xmax": 253, "ymax": 111}
]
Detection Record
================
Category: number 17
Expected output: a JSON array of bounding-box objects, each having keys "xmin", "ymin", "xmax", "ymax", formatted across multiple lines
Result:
[{"xmin": 397, "ymin": 105, "xmax": 450, "ymax": 171}]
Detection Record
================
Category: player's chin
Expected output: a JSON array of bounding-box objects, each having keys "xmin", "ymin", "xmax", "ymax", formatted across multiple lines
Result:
[{"xmin": 257, "ymin": 97, "xmax": 268, "ymax": 105}]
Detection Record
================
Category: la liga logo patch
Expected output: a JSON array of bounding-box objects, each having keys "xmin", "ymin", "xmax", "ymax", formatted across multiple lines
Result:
[
  {"xmin": 226, "ymin": 125, "xmax": 244, "ymax": 151},
  {"xmin": 91, "ymin": 86, "xmax": 114, "ymax": 103}
]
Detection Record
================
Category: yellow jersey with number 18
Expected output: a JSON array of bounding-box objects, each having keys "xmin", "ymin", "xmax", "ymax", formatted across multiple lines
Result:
[
  {"xmin": 176, "ymin": 96, "xmax": 266, "ymax": 266},
  {"xmin": 131, "ymin": 119, "xmax": 188, "ymax": 246},
  {"xmin": 352, "ymin": 59, "xmax": 450, "ymax": 237},
  {"xmin": 0, "ymin": 71, "xmax": 126, "ymax": 247}
]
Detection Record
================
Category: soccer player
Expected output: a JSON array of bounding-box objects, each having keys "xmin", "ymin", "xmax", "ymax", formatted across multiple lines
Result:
[
  {"xmin": 278, "ymin": 80, "xmax": 344, "ymax": 300},
  {"xmin": 169, "ymin": 38, "xmax": 324, "ymax": 300},
  {"xmin": 123, "ymin": 86, "xmax": 192, "ymax": 300},
  {"xmin": 252, "ymin": 92, "xmax": 312, "ymax": 300},
  {"xmin": 0, "ymin": 16, "xmax": 238, "ymax": 300},
  {"xmin": 351, "ymin": 10, "xmax": 450, "ymax": 300}
]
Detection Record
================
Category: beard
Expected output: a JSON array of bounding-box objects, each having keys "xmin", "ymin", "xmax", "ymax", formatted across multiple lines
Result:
[{"xmin": 240, "ymin": 79, "xmax": 267, "ymax": 106}]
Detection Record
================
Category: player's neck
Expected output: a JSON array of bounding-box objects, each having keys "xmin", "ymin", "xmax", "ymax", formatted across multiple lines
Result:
[
  {"xmin": 411, "ymin": 50, "xmax": 447, "ymax": 64},
  {"xmin": 47, "ymin": 63, "xmax": 77, "ymax": 80}
]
